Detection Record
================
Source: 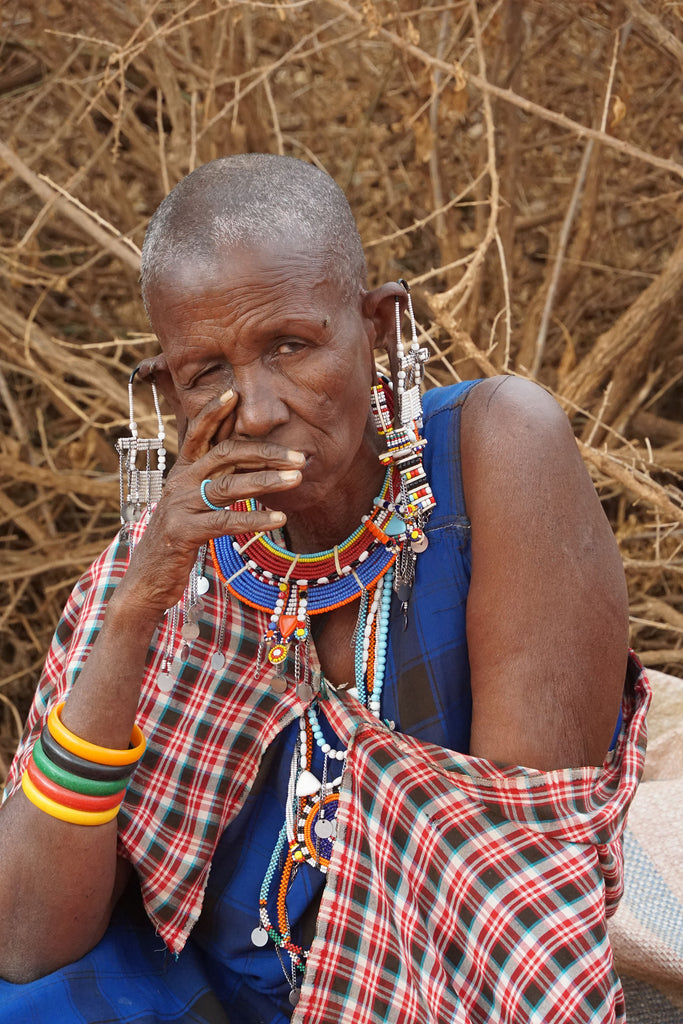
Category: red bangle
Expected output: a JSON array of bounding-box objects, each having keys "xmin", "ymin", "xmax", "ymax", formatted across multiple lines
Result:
[{"xmin": 26, "ymin": 756, "xmax": 125, "ymax": 812}]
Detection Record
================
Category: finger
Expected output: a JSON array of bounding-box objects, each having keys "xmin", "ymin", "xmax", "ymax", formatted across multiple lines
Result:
[
  {"xmin": 202, "ymin": 506, "xmax": 288, "ymax": 534},
  {"xmin": 202, "ymin": 437, "xmax": 306, "ymax": 477},
  {"xmin": 179, "ymin": 389, "xmax": 238, "ymax": 463},
  {"xmin": 200, "ymin": 468, "xmax": 302, "ymax": 510}
]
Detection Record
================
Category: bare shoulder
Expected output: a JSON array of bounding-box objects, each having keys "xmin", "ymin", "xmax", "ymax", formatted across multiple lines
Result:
[
  {"xmin": 458, "ymin": 375, "xmax": 629, "ymax": 770},
  {"xmin": 461, "ymin": 375, "xmax": 574, "ymax": 462},
  {"xmin": 460, "ymin": 375, "xmax": 593, "ymax": 526}
]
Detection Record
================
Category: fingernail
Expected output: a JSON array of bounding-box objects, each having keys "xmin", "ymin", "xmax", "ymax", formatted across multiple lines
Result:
[
  {"xmin": 278, "ymin": 470, "xmax": 301, "ymax": 483},
  {"xmin": 287, "ymin": 450, "xmax": 306, "ymax": 464},
  {"xmin": 219, "ymin": 388, "xmax": 234, "ymax": 404},
  {"xmin": 267, "ymin": 511, "xmax": 286, "ymax": 525}
]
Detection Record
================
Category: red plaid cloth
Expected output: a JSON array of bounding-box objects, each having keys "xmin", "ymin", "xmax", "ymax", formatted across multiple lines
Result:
[
  {"xmin": 3, "ymin": 517, "xmax": 312, "ymax": 954},
  {"xmin": 5, "ymin": 505, "xmax": 648, "ymax": 1020},
  {"xmin": 296, "ymin": 665, "xmax": 649, "ymax": 1024}
]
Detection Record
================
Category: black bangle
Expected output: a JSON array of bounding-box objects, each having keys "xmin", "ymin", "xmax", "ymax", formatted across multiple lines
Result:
[{"xmin": 39, "ymin": 724, "xmax": 136, "ymax": 782}]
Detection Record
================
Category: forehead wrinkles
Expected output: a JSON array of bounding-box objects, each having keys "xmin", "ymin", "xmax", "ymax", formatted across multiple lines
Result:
[{"xmin": 156, "ymin": 259, "xmax": 333, "ymax": 343}]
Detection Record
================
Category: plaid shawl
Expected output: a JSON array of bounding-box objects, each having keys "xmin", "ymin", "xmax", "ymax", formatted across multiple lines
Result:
[{"xmin": 295, "ymin": 665, "xmax": 650, "ymax": 1024}]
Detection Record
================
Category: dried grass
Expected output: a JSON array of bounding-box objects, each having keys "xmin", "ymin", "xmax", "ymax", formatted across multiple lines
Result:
[{"xmin": 1, "ymin": 0, "xmax": 682, "ymax": 779}]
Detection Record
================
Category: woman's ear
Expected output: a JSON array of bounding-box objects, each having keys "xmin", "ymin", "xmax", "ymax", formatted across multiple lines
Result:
[
  {"xmin": 136, "ymin": 355, "xmax": 187, "ymax": 442},
  {"xmin": 362, "ymin": 281, "xmax": 408, "ymax": 390},
  {"xmin": 362, "ymin": 282, "xmax": 407, "ymax": 355}
]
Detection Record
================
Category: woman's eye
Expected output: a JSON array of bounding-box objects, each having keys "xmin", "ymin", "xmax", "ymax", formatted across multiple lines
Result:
[
  {"xmin": 275, "ymin": 340, "xmax": 305, "ymax": 355},
  {"xmin": 196, "ymin": 366, "xmax": 225, "ymax": 382}
]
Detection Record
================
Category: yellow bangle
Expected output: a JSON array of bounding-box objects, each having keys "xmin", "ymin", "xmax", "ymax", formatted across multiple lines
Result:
[
  {"xmin": 47, "ymin": 703, "xmax": 146, "ymax": 767},
  {"xmin": 21, "ymin": 770, "xmax": 121, "ymax": 826}
]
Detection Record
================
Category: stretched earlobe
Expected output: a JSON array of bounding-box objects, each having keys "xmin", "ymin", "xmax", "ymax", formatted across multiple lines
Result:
[{"xmin": 362, "ymin": 281, "xmax": 407, "ymax": 355}]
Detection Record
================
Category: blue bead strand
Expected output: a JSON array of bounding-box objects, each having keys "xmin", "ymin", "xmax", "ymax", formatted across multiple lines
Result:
[{"xmin": 368, "ymin": 565, "xmax": 393, "ymax": 715}]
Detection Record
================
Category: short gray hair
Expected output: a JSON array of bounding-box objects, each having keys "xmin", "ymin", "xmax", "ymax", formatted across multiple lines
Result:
[{"xmin": 140, "ymin": 154, "xmax": 367, "ymax": 308}]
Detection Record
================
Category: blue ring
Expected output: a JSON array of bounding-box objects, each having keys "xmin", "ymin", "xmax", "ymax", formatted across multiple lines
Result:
[{"xmin": 200, "ymin": 478, "xmax": 224, "ymax": 512}]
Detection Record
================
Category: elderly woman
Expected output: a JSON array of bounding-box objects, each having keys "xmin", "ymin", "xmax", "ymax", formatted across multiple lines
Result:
[{"xmin": 0, "ymin": 155, "xmax": 646, "ymax": 1024}]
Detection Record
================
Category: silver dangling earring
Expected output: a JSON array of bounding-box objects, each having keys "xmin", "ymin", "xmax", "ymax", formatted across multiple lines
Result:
[
  {"xmin": 116, "ymin": 366, "xmax": 166, "ymax": 544},
  {"xmin": 373, "ymin": 280, "xmax": 435, "ymax": 623}
]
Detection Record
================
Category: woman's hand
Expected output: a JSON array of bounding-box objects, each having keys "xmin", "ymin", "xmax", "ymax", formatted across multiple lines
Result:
[{"xmin": 117, "ymin": 387, "xmax": 305, "ymax": 621}]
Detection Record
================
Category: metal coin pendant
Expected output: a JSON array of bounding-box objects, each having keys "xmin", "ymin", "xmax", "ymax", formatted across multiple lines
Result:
[
  {"xmin": 297, "ymin": 682, "xmax": 313, "ymax": 703},
  {"xmin": 158, "ymin": 671, "xmax": 175, "ymax": 693},
  {"xmin": 270, "ymin": 675, "xmax": 287, "ymax": 694},
  {"xmin": 251, "ymin": 925, "xmax": 269, "ymax": 947},
  {"xmin": 181, "ymin": 622, "xmax": 200, "ymax": 641},
  {"xmin": 289, "ymin": 989, "xmax": 300, "ymax": 1007},
  {"xmin": 211, "ymin": 651, "xmax": 226, "ymax": 671},
  {"xmin": 314, "ymin": 818, "xmax": 334, "ymax": 839},
  {"xmin": 196, "ymin": 576, "xmax": 210, "ymax": 595}
]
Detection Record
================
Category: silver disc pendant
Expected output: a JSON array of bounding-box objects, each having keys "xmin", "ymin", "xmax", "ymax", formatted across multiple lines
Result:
[
  {"xmin": 158, "ymin": 671, "xmax": 175, "ymax": 693},
  {"xmin": 211, "ymin": 651, "xmax": 226, "ymax": 671},
  {"xmin": 314, "ymin": 818, "xmax": 334, "ymax": 839},
  {"xmin": 289, "ymin": 989, "xmax": 300, "ymax": 1007},
  {"xmin": 270, "ymin": 675, "xmax": 287, "ymax": 694},
  {"xmin": 297, "ymin": 683, "xmax": 313, "ymax": 703},
  {"xmin": 196, "ymin": 576, "xmax": 210, "ymax": 595},
  {"xmin": 181, "ymin": 622, "xmax": 200, "ymax": 641},
  {"xmin": 251, "ymin": 925, "xmax": 268, "ymax": 947}
]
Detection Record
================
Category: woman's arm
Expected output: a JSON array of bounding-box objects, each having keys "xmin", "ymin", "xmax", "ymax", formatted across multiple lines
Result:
[
  {"xmin": 0, "ymin": 595, "xmax": 152, "ymax": 983},
  {"xmin": 0, "ymin": 389, "xmax": 304, "ymax": 982},
  {"xmin": 461, "ymin": 376, "xmax": 629, "ymax": 771}
]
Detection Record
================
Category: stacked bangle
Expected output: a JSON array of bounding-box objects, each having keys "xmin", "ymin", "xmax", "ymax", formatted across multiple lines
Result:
[
  {"xmin": 47, "ymin": 704, "xmax": 145, "ymax": 765},
  {"xmin": 39, "ymin": 726, "xmax": 135, "ymax": 781},
  {"xmin": 32, "ymin": 738, "xmax": 127, "ymax": 796},
  {"xmin": 20, "ymin": 703, "xmax": 145, "ymax": 826},
  {"xmin": 25, "ymin": 758, "xmax": 123, "ymax": 812},
  {"xmin": 21, "ymin": 771, "xmax": 121, "ymax": 826}
]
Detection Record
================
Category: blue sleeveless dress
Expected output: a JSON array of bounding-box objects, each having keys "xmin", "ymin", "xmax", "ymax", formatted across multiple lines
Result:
[{"xmin": 0, "ymin": 382, "xmax": 478, "ymax": 1024}]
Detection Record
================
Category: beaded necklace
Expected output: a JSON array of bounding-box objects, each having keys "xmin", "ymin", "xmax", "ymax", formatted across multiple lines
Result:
[
  {"xmin": 209, "ymin": 467, "xmax": 406, "ymax": 699},
  {"xmin": 250, "ymin": 563, "xmax": 395, "ymax": 1006}
]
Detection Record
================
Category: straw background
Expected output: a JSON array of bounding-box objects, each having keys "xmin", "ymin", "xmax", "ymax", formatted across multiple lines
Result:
[{"xmin": 1, "ymin": 0, "xmax": 682, "ymax": 781}]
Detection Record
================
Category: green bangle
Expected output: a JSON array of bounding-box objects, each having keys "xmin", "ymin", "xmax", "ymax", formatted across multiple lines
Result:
[{"xmin": 32, "ymin": 737, "xmax": 130, "ymax": 796}]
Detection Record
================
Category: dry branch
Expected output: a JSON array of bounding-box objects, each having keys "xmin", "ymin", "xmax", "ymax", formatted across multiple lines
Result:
[
  {"xmin": 0, "ymin": 140, "xmax": 141, "ymax": 272},
  {"xmin": 1, "ymin": 0, "xmax": 682, "ymax": 770}
]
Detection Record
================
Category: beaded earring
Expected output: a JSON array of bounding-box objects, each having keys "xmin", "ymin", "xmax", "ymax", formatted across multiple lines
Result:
[
  {"xmin": 371, "ymin": 279, "xmax": 435, "ymax": 613},
  {"xmin": 116, "ymin": 366, "xmax": 166, "ymax": 544}
]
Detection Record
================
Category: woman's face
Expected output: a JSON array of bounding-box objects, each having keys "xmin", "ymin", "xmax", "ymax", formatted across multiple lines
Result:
[{"xmin": 146, "ymin": 243, "xmax": 384, "ymax": 514}]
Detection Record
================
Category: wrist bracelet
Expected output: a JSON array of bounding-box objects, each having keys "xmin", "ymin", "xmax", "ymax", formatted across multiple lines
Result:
[
  {"xmin": 39, "ymin": 726, "xmax": 135, "ymax": 782},
  {"xmin": 48, "ymin": 703, "xmax": 146, "ymax": 766},
  {"xmin": 32, "ymin": 737, "xmax": 129, "ymax": 795},
  {"xmin": 21, "ymin": 770, "xmax": 121, "ymax": 826}
]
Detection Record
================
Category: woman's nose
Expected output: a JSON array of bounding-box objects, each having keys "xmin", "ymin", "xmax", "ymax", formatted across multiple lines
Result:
[{"xmin": 232, "ymin": 374, "xmax": 289, "ymax": 438}]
